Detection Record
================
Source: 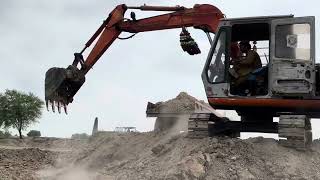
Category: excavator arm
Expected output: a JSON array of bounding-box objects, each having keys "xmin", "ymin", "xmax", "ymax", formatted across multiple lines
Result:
[{"xmin": 44, "ymin": 4, "xmax": 224, "ymax": 113}]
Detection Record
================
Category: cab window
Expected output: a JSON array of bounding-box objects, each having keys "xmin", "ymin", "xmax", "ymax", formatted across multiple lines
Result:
[
  {"xmin": 275, "ymin": 23, "xmax": 311, "ymax": 60},
  {"xmin": 207, "ymin": 31, "xmax": 227, "ymax": 83}
]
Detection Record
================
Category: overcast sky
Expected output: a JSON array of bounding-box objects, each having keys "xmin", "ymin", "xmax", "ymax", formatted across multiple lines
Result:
[{"xmin": 1, "ymin": 0, "xmax": 320, "ymax": 138}]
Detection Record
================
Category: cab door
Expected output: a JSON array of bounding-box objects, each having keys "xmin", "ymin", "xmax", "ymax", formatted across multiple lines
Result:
[
  {"xmin": 202, "ymin": 27, "xmax": 231, "ymax": 98},
  {"xmin": 270, "ymin": 17, "xmax": 315, "ymax": 97}
]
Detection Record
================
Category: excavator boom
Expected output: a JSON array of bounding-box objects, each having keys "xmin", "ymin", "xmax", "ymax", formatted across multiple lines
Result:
[{"xmin": 45, "ymin": 4, "xmax": 224, "ymax": 113}]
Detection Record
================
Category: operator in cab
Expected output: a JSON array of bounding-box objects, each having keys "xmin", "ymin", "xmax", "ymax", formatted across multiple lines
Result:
[{"xmin": 230, "ymin": 41, "xmax": 262, "ymax": 95}]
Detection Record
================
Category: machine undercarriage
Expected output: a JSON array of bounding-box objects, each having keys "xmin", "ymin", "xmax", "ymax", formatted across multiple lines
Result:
[
  {"xmin": 188, "ymin": 112, "xmax": 313, "ymax": 150},
  {"xmin": 146, "ymin": 94, "xmax": 312, "ymax": 150}
]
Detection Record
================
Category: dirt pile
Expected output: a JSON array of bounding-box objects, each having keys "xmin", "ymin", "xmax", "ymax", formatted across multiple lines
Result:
[
  {"xmin": 0, "ymin": 147, "xmax": 58, "ymax": 180},
  {"xmin": 149, "ymin": 92, "xmax": 206, "ymax": 113},
  {"xmin": 1, "ymin": 92, "xmax": 320, "ymax": 180},
  {"xmin": 0, "ymin": 133, "xmax": 320, "ymax": 179},
  {"xmin": 36, "ymin": 132, "xmax": 320, "ymax": 180},
  {"xmin": 148, "ymin": 92, "xmax": 208, "ymax": 132},
  {"xmin": 0, "ymin": 137, "xmax": 86, "ymax": 150},
  {"xmin": 0, "ymin": 137, "xmax": 86, "ymax": 180}
]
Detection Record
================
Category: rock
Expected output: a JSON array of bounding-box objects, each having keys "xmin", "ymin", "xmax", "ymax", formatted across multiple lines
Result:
[
  {"xmin": 204, "ymin": 153, "xmax": 211, "ymax": 162},
  {"xmin": 273, "ymin": 172, "xmax": 285, "ymax": 178},
  {"xmin": 265, "ymin": 161, "xmax": 273, "ymax": 168},
  {"xmin": 151, "ymin": 144, "xmax": 165, "ymax": 155},
  {"xmin": 230, "ymin": 156, "xmax": 237, "ymax": 161},
  {"xmin": 238, "ymin": 169, "xmax": 256, "ymax": 180},
  {"xmin": 227, "ymin": 140, "xmax": 236, "ymax": 148},
  {"xmin": 215, "ymin": 152, "xmax": 227, "ymax": 158},
  {"xmin": 211, "ymin": 137, "xmax": 219, "ymax": 144},
  {"xmin": 230, "ymin": 175, "xmax": 238, "ymax": 180},
  {"xmin": 248, "ymin": 136, "xmax": 264, "ymax": 143},
  {"xmin": 179, "ymin": 156, "xmax": 206, "ymax": 178}
]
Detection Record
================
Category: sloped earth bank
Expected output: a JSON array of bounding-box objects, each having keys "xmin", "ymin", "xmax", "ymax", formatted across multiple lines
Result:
[
  {"xmin": 0, "ymin": 138, "xmax": 84, "ymax": 180},
  {"xmin": 0, "ymin": 147, "xmax": 58, "ymax": 180},
  {"xmin": 7, "ymin": 132, "xmax": 316, "ymax": 180}
]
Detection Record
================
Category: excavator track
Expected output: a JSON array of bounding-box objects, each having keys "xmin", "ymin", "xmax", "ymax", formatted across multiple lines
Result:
[
  {"xmin": 187, "ymin": 113, "xmax": 211, "ymax": 138},
  {"xmin": 278, "ymin": 115, "xmax": 312, "ymax": 150},
  {"xmin": 187, "ymin": 112, "xmax": 241, "ymax": 139}
]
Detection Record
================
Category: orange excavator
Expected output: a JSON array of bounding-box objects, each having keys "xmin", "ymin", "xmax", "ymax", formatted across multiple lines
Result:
[{"xmin": 45, "ymin": 4, "xmax": 318, "ymax": 149}]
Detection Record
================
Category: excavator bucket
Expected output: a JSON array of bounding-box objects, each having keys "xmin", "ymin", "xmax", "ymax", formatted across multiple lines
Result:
[{"xmin": 45, "ymin": 65, "xmax": 85, "ymax": 114}]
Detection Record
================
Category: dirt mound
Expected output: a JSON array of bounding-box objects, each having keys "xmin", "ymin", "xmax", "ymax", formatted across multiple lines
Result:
[
  {"xmin": 150, "ymin": 92, "xmax": 206, "ymax": 113},
  {"xmin": 1, "ymin": 92, "xmax": 320, "ymax": 180},
  {"xmin": 0, "ymin": 133, "xmax": 320, "ymax": 180},
  {"xmin": 0, "ymin": 137, "xmax": 86, "ymax": 151},
  {"xmin": 36, "ymin": 132, "xmax": 320, "ymax": 180},
  {"xmin": 0, "ymin": 147, "xmax": 58, "ymax": 180}
]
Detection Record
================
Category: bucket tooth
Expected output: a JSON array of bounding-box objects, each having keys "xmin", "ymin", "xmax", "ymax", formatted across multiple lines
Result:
[
  {"xmin": 46, "ymin": 100, "xmax": 49, "ymax": 111},
  {"xmin": 63, "ymin": 104, "xmax": 68, "ymax": 114},
  {"xmin": 57, "ymin": 102, "xmax": 61, "ymax": 114},
  {"xmin": 51, "ymin": 101, "xmax": 55, "ymax": 113}
]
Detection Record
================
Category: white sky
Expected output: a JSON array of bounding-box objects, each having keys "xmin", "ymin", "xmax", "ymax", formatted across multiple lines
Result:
[{"xmin": 1, "ymin": 0, "xmax": 320, "ymax": 138}]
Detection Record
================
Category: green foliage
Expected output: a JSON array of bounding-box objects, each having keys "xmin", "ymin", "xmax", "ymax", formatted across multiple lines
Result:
[
  {"xmin": 0, "ymin": 90, "xmax": 44, "ymax": 139},
  {"xmin": 27, "ymin": 130, "xmax": 41, "ymax": 137}
]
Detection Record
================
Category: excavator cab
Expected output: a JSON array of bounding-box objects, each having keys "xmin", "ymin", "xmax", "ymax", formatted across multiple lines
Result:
[
  {"xmin": 203, "ymin": 15, "xmax": 316, "ymax": 109},
  {"xmin": 195, "ymin": 15, "xmax": 316, "ymax": 149}
]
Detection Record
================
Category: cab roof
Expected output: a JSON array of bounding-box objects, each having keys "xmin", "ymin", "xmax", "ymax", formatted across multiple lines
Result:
[{"xmin": 221, "ymin": 15, "xmax": 294, "ymax": 23}]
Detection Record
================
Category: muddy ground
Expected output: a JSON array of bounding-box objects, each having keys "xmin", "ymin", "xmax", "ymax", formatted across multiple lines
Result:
[{"xmin": 1, "ymin": 132, "xmax": 320, "ymax": 180}]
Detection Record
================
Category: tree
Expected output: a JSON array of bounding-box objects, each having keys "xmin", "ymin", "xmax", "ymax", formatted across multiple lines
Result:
[{"xmin": 0, "ymin": 90, "xmax": 44, "ymax": 139}]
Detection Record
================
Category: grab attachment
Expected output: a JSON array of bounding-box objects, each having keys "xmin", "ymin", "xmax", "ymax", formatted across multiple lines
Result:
[{"xmin": 180, "ymin": 27, "xmax": 201, "ymax": 55}]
